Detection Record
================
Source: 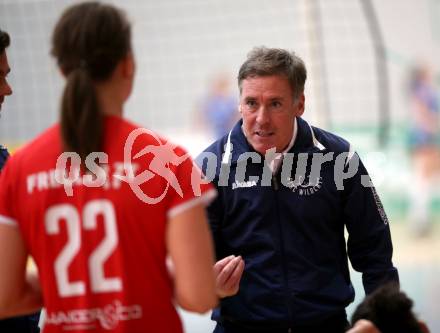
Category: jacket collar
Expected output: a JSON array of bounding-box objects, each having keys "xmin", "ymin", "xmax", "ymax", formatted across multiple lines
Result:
[{"xmin": 223, "ymin": 117, "xmax": 326, "ymax": 165}]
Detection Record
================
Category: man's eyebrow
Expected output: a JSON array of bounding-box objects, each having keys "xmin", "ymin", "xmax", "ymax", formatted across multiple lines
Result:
[{"xmin": 266, "ymin": 96, "xmax": 285, "ymax": 102}]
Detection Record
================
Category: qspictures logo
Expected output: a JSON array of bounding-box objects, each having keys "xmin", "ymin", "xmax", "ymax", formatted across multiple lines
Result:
[
  {"xmin": 27, "ymin": 127, "xmax": 382, "ymax": 208},
  {"xmin": 117, "ymin": 128, "xmax": 192, "ymax": 204},
  {"xmin": 27, "ymin": 127, "xmax": 209, "ymax": 204}
]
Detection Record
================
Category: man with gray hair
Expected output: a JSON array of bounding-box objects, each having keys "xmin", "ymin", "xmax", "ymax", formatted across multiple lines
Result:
[
  {"xmin": 198, "ymin": 47, "xmax": 399, "ymax": 333},
  {"xmin": 0, "ymin": 27, "xmax": 40, "ymax": 333}
]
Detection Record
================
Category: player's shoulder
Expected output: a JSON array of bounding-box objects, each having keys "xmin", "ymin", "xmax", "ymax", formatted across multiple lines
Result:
[
  {"xmin": 112, "ymin": 116, "xmax": 166, "ymax": 143},
  {"xmin": 0, "ymin": 124, "xmax": 60, "ymax": 183},
  {"xmin": 8, "ymin": 123, "xmax": 61, "ymax": 166},
  {"xmin": 113, "ymin": 116, "xmax": 190, "ymax": 158}
]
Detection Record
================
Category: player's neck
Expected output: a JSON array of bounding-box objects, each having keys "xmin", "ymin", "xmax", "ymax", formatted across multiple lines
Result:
[{"xmin": 96, "ymin": 84, "xmax": 124, "ymax": 117}]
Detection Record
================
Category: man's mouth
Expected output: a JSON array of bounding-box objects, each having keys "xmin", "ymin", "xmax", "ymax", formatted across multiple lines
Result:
[{"xmin": 255, "ymin": 130, "xmax": 274, "ymax": 137}]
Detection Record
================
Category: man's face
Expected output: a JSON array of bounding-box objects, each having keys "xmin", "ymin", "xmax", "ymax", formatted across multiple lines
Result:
[
  {"xmin": 240, "ymin": 74, "xmax": 304, "ymax": 155},
  {"xmin": 0, "ymin": 51, "xmax": 12, "ymax": 111}
]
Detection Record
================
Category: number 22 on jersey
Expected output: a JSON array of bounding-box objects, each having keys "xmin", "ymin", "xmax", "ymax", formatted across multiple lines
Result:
[{"xmin": 45, "ymin": 199, "xmax": 122, "ymax": 297}]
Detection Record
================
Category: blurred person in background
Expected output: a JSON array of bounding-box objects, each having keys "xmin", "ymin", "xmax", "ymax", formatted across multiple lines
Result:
[
  {"xmin": 197, "ymin": 72, "xmax": 239, "ymax": 140},
  {"xmin": 0, "ymin": 27, "xmax": 41, "ymax": 333},
  {"xmin": 350, "ymin": 283, "xmax": 430, "ymax": 333},
  {"xmin": 346, "ymin": 320, "xmax": 380, "ymax": 333},
  {"xmin": 0, "ymin": 2, "xmax": 217, "ymax": 332},
  {"xmin": 407, "ymin": 64, "xmax": 440, "ymax": 236}
]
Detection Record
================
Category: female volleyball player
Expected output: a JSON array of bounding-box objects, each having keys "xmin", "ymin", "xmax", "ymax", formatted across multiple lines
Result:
[{"xmin": 0, "ymin": 2, "xmax": 217, "ymax": 332}]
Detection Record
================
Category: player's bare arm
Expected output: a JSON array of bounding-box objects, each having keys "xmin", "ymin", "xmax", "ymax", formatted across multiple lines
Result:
[
  {"xmin": 167, "ymin": 203, "xmax": 218, "ymax": 313},
  {"xmin": 0, "ymin": 224, "xmax": 43, "ymax": 318}
]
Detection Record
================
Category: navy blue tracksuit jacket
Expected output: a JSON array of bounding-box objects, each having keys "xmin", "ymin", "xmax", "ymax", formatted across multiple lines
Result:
[{"xmin": 197, "ymin": 117, "xmax": 399, "ymax": 328}]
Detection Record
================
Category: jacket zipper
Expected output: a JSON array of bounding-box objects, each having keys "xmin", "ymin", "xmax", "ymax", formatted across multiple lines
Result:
[{"xmin": 272, "ymin": 172, "xmax": 294, "ymax": 327}]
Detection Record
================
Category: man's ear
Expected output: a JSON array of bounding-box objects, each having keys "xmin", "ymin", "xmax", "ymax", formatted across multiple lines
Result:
[{"xmin": 295, "ymin": 93, "xmax": 305, "ymax": 117}]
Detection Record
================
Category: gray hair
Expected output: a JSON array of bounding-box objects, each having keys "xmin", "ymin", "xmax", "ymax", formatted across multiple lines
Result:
[{"xmin": 238, "ymin": 46, "xmax": 307, "ymax": 99}]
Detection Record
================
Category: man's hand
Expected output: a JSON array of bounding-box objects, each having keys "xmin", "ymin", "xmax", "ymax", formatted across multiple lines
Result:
[{"xmin": 214, "ymin": 255, "xmax": 245, "ymax": 298}]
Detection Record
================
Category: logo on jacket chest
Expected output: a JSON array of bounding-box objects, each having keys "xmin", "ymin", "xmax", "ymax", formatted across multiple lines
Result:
[
  {"xmin": 232, "ymin": 179, "xmax": 258, "ymax": 190},
  {"xmin": 285, "ymin": 175, "xmax": 323, "ymax": 196}
]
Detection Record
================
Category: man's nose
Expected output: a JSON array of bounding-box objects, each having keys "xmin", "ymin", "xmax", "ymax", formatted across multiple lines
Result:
[{"xmin": 255, "ymin": 106, "xmax": 270, "ymax": 125}]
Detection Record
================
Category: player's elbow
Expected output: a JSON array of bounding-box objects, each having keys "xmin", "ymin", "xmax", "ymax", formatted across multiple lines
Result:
[{"xmin": 177, "ymin": 290, "xmax": 218, "ymax": 314}]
